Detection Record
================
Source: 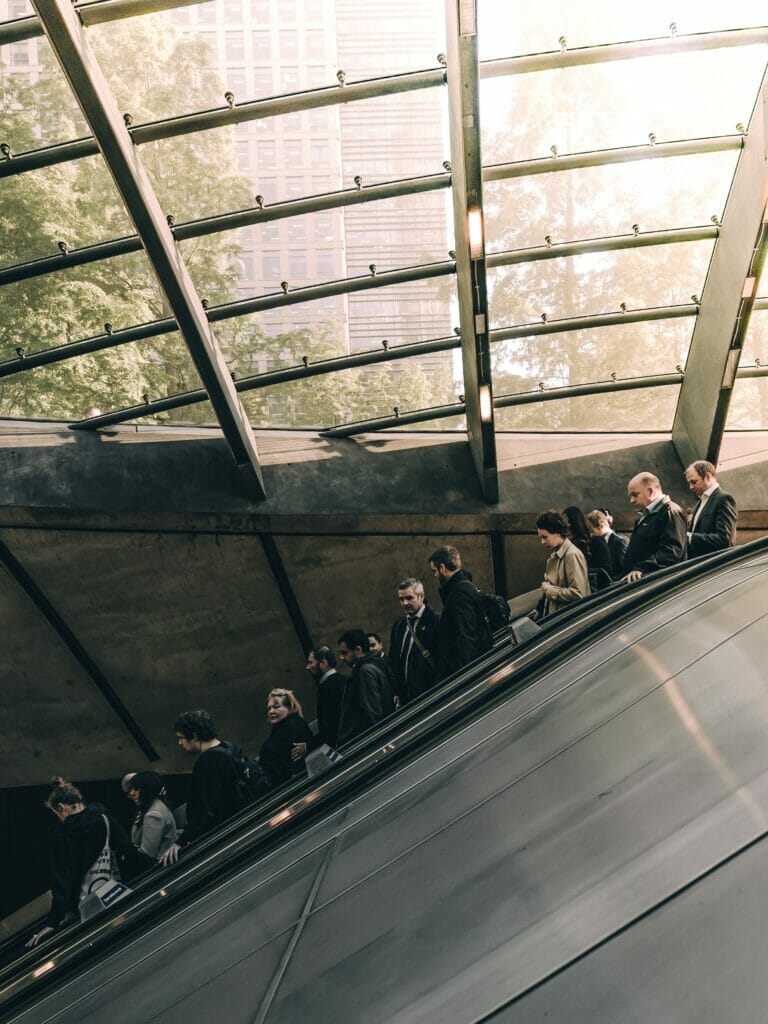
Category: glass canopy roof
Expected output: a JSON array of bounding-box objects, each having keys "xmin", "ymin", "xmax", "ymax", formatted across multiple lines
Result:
[{"xmin": 1, "ymin": 0, "xmax": 767, "ymax": 491}]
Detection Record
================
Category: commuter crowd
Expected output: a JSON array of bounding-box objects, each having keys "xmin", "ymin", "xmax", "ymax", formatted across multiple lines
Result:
[{"xmin": 25, "ymin": 459, "xmax": 737, "ymax": 947}]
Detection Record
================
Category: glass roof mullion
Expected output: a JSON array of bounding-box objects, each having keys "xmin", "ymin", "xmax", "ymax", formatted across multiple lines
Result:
[
  {"xmin": 487, "ymin": 225, "xmax": 719, "ymax": 268},
  {"xmin": 672, "ymin": 67, "xmax": 768, "ymax": 466},
  {"xmin": 484, "ymin": 135, "xmax": 743, "ymax": 182},
  {"xmin": 480, "ymin": 27, "xmax": 768, "ymax": 79},
  {"xmin": 0, "ymin": 172, "xmax": 451, "ymax": 288},
  {"xmin": 33, "ymin": 0, "xmax": 266, "ymax": 498}
]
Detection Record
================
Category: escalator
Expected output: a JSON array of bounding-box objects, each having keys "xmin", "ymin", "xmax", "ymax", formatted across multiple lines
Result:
[{"xmin": 3, "ymin": 539, "xmax": 768, "ymax": 1023}]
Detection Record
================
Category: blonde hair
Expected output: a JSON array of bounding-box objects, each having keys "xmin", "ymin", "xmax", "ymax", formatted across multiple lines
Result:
[{"xmin": 268, "ymin": 688, "xmax": 303, "ymax": 717}]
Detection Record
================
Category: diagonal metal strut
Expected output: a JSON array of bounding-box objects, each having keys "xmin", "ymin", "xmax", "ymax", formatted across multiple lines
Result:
[{"xmin": 31, "ymin": 0, "xmax": 266, "ymax": 498}]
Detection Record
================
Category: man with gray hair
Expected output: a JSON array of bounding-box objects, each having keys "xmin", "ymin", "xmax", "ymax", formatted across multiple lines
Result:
[
  {"xmin": 684, "ymin": 460, "xmax": 737, "ymax": 557},
  {"xmin": 389, "ymin": 577, "xmax": 440, "ymax": 706},
  {"xmin": 621, "ymin": 472, "xmax": 687, "ymax": 583}
]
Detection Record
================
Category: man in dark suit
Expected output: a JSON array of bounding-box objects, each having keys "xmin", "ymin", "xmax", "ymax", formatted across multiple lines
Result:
[
  {"xmin": 389, "ymin": 577, "xmax": 440, "ymax": 706},
  {"xmin": 621, "ymin": 472, "xmax": 687, "ymax": 583},
  {"xmin": 429, "ymin": 545, "xmax": 490, "ymax": 681},
  {"xmin": 291, "ymin": 646, "xmax": 345, "ymax": 764},
  {"xmin": 684, "ymin": 460, "xmax": 737, "ymax": 557}
]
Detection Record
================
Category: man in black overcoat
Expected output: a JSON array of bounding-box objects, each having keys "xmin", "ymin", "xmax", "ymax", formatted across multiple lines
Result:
[
  {"xmin": 621, "ymin": 472, "xmax": 687, "ymax": 583},
  {"xmin": 429, "ymin": 545, "xmax": 490, "ymax": 681},
  {"xmin": 389, "ymin": 577, "xmax": 440, "ymax": 706}
]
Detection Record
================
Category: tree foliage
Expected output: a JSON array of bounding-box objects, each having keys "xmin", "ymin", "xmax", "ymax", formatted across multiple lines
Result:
[{"xmin": 0, "ymin": 20, "xmax": 453, "ymax": 426}]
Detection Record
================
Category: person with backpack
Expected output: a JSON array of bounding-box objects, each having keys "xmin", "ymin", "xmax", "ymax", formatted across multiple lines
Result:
[
  {"xmin": 258, "ymin": 689, "xmax": 314, "ymax": 788},
  {"xmin": 160, "ymin": 710, "xmax": 246, "ymax": 866},
  {"xmin": 429, "ymin": 546, "xmax": 491, "ymax": 681},
  {"xmin": 26, "ymin": 778, "xmax": 132, "ymax": 947}
]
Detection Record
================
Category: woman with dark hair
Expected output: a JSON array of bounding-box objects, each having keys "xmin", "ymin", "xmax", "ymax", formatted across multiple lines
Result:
[
  {"xmin": 127, "ymin": 771, "xmax": 178, "ymax": 861},
  {"xmin": 259, "ymin": 689, "xmax": 315, "ymax": 788},
  {"xmin": 531, "ymin": 509, "xmax": 590, "ymax": 619},
  {"xmin": 563, "ymin": 505, "xmax": 592, "ymax": 562},
  {"xmin": 26, "ymin": 778, "xmax": 131, "ymax": 947}
]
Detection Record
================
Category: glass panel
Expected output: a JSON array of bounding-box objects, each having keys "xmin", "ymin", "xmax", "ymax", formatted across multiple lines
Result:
[
  {"xmin": 493, "ymin": 386, "xmax": 680, "ymax": 432},
  {"xmin": 484, "ymin": 154, "xmax": 739, "ymax": 250},
  {"xmin": 343, "ymin": 192, "xmax": 451, "ymax": 275},
  {"xmin": 488, "ymin": 242, "xmax": 713, "ymax": 325},
  {"xmin": 478, "ymin": 1, "xmax": 768, "ymax": 60},
  {"xmin": 128, "ymin": 399, "xmax": 218, "ymax": 429},
  {"xmin": 728, "ymin": 309, "xmax": 768, "ymax": 428},
  {"xmin": 241, "ymin": 348, "xmax": 457, "ymax": 429},
  {"xmin": 0, "ymin": 252, "xmax": 166, "ymax": 364},
  {"xmin": 0, "ymin": 157, "xmax": 134, "ymax": 264},
  {"xmin": 481, "ymin": 48, "xmax": 767, "ymax": 163},
  {"xmin": 335, "ymin": 0, "xmax": 446, "ymax": 79},
  {"xmin": 491, "ymin": 318, "xmax": 692, "ymax": 428},
  {"xmin": 0, "ymin": 33, "xmax": 89, "ymax": 148},
  {"xmin": 347, "ymin": 275, "xmax": 455, "ymax": 350},
  {"xmin": 0, "ymin": 333, "xmax": 203, "ymax": 421}
]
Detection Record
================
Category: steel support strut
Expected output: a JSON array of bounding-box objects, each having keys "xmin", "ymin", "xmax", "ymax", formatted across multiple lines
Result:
[
  {"xmin": 31, "ymin": 0, "xmax": 266, "ymax": 498},
  {"xmin": 672, "ymin": 67, "xmax": 768, "ymax": 467},
  {"xmin": 445, "ymin": 0, "xmax": 498, "ymax": 502}
]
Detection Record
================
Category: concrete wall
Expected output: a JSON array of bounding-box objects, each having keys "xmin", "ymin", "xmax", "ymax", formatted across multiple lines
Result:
[{"xmin": 1, "ymin": 421, "xmax": 766, "ymax": 789}]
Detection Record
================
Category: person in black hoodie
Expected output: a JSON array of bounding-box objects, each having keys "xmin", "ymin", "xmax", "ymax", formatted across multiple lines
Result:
[
  {"xmin": 429, "ymin": 545, "xmax": 490, "ymax": 681},
  {"xmin": 259, "ymin": 689, "xmax": 315, "ymax": 787},
  {"xmin": 161, "ymin": 709, "xmax": 245, "ymax": 866},
  {"xmin": 26, "ymin": 778, "xmax": 131, "ymax": 948}
]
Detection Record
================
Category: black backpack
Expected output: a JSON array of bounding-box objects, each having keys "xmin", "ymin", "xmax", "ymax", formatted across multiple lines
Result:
[
  {"xmin": 478, "ymin": 590, "xmax": 512, "ymax": 635},
  {"xmin": 219, "ymin": 743, "xmax": 272, "ymax": 807}
]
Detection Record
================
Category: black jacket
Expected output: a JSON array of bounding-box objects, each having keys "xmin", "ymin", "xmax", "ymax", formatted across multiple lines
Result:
[
  {"xmin": 622, "ymin": 497, "xmax": 687, "ymax": 576},
  {"xmin": 259, "ymin": 713, "xmax": 315, "ymax": 787},
  {"xmin": 389, "ymin": 604, "xmax": 441, "ymax": 703},
  {"xmin": 590, "ymin": 532, "xmax": 629, "ymax": 583},
  {"xmin": 435, "ymin": 570, "xmax": 490, "ymax": 681},
  {"xmin": 689, "ymin": 487, "xmax": 737, "ymax": 557},
  {"xmin": 178, "ymin": 740, "xmax": 244, "ymax": 846},
  {"xmin": 311, "ymin": 668, "xmax": 345, "ymax": 750},
  {"xmin": 47, "ymin": 803, "xmax": 131, "ymax": 928},
  {"xmin": 337, "ymin": 652, "xmax": 395, "ymax": 747}
]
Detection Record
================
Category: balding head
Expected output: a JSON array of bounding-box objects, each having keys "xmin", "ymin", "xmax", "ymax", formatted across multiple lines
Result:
[{"xmin": 627, "ymin": 472, "xmax": 662, "ymax": 512}]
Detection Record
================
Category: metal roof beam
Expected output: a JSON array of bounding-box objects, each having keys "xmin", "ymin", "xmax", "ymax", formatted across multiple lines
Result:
[
  {"xmin": 65, "ymin": 301, "xmax": 694, "ymax": 430},
  {"xmin": 480, "ymin": 26, "xmax": 768, "ymax": 78},
  {"xmin": 487, "ymin": 225, "xmax": 718, "ymax": 268},
  {"xmin": 484, "ymin": 135, "xmax": 743, "ymax": 181},
  {"xmin": 0, "ymin": 171, "xmax": 451, "ymax": 288},
  {"xmin": 31, "ymin": 0, "xmax": 265, "ymax": 498},
  {"xmin": 0, "ymin": 66, "xmax": 445, "ymax": 178},
  {"xmin": 672, "ymin": 67, "xmax": 768, "ymax": 467},
  {"xmin": 0, "ymin": 259, "xmax": 455, "ymax": 381},
  {"xmin": 444, "ymin": 0, "xmax": 497, "ymax": 501},
  {"xmin": 0, "ymin": 0, "xmax": 210, "ymax": 44},
  {"xmin": 320, "ymin": 371, "xmax": 683, "ymax": 438}
]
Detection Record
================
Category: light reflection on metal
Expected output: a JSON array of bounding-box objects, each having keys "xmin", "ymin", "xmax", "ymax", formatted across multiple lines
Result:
[
  {"xmin": 467, "ymin": 207, "xmax": 484, "ymax": 258},
  {"xmin": 479, "ymin": 26, "xmax": 768, "ymax": 78},
  {"xmin": 269, "ymin": 809, "xmax": 292, "ymax": 827},
  {"xmin": 32, "ymin": 962, "xmax": 56, "ymax": 978},
  {"xmin": 479, "ymin": 384, "xmax": 493, "ymax": 421},
  {"xmin": 486, "ymin": 225, "xmax": 719, "ymax": 267},
  {"xmin": 484, "ymin": 135, "xmax": 743, "ymax": 181}
]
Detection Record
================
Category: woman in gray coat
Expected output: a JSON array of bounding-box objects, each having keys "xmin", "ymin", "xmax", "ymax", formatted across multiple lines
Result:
[{"xmin": 127, "ymin": 771, "xmax": 178, "ymax": 861}]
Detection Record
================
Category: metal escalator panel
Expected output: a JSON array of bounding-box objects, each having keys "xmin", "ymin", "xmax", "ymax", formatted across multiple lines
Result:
[{"xmin": 7, "ymin": 549, "xmax": 768, "ymax": 1023}]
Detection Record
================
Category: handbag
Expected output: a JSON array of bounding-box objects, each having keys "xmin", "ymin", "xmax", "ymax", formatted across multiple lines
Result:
[{"xmin": 79, "ymin": 815, "xmax": 121, "ymax": 905}]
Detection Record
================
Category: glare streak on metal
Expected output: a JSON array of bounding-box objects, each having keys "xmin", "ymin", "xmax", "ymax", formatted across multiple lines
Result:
[
  {"xmin": 486, "ymin": 226, "xmax": 718, "ymax": 267},
  {"xmin": 480, "ymin": 26, "xmax": 768, "ymax": 78},
  {"xmin": 484, "ymin": 136, "xmax": 743, "ymax": 181},
  {"xmin": 491, "ymin": 303, "xmax": 697, "ymax": 342}
]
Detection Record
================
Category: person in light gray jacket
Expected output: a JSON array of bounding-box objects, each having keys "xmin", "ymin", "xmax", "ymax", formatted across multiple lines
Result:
[{"xmin": 127, "ymin": 771, "xmax": 178, "ymax": 860}]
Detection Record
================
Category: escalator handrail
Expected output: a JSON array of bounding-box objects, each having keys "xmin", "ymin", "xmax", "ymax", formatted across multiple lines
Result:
[{"xmin": 3, "ymin": 537, "xmax": 767, "ymax": 1014}]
